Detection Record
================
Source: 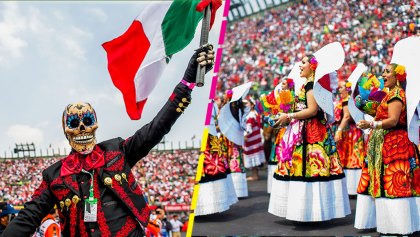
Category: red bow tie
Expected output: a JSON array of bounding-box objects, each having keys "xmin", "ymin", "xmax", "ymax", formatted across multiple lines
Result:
[{"xmin": 60, "ymin": 147, "xmax": 105, "ymax": 176}]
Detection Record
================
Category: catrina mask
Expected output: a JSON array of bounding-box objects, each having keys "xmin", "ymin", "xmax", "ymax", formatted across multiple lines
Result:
[{"xmin": 62, "ymin": 102, "xmax": 98, "ymax": 154}]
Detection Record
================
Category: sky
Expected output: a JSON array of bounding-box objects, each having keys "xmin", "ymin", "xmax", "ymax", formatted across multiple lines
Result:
[{"xmin": 0, "ymin": 1, "xmax": 224, "ymax": 157}]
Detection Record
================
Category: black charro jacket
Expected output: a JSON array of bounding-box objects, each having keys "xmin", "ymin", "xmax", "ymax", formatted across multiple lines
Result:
[{"xmin": 2, "ymin": 83, "xmax": 192, "ymax": 237}]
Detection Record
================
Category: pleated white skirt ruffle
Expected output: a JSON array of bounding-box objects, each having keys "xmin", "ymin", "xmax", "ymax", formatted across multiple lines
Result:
[
  {"xmin": 243, "ymin": 151, "xmax": 265, "ymax": 168},
  {"xmin": 267, "ymin": 164, "xmax": 276, "ymax": 193},
  {"xmin": 231, "ymin": 172, "xmax": 248, "ymax": 198},
  {"xmin": 268, "ymin": 178, "xmax": 351, "ymax": 221},
  {"xmin": 195, "ymin": 176, "xmax": 238, "ymax": 216},
  {"xmin": 343, "ymin": 169, "xmax": 362, "ymax": 195},
  {"xmin": 355, "ymin": 194, "xmax": 420, "ymax": 234}
]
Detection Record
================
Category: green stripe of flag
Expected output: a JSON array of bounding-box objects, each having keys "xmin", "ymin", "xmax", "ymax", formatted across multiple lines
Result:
[{"xmin": 162, "ymin": 0, "xmax": 203, "ymax": 57}]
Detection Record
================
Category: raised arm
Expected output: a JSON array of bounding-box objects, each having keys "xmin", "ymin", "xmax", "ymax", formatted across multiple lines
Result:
[{"xmin": 123, "ymin": 45, "xmax": 214, "ymax": 167}]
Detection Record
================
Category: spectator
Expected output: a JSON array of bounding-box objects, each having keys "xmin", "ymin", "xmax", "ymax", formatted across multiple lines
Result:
[
  {"xmin": 33, "ymin": 206, "xmax": 61, "ymax": 237},
  {"xmin": 170, "ymin": 214, "xmax": 184, "ymax": 237},
  {"xmin": 0, "ymin": 203, "xmax": 19, "ymax": 235}
]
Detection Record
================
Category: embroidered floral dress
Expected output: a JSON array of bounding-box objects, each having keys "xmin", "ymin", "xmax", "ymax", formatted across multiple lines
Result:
[
  {"xmin": 226, "ymin": 138, "xmax": 245, "ymax": 174},
  {"xmin": 357, "ymin": 88, "xmax": 420, "ymax": 198},
  {"xmin": 333, "ymin": 97, "xmax": 365, "ymax": 169},
  {"xmin": 226, "ymin": 137, "xmax": 248, "ymax": 198},
  {"xmin": 332, "ymin": 96, "xmax": 365, "ymax": 194},
  {"xmin": 201, "ymin": 134, "xmax": 229, "ymax": 183},
  {"xmin": 354, "ymin": 87, "xmax": 420, "ymax": 235},
  {"xmin": 268, "ymin": 81, "xmax": 350, "ymax": 222},
  {"xmin": 261, "ymin": 89, "xmax": 295, "ymax": 193},
  {"xmin": 195, "ymin": 133, "xmax": 238, "ymax": 216},
  {"xmin": 273, "ymin": 81, "xmax": 344, "ymax": 180}
]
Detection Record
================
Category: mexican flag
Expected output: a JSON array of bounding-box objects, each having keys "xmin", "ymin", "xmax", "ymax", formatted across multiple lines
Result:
[{"xmin": 103, "ymin": 0, "xmax": 218, "ymax": 120}]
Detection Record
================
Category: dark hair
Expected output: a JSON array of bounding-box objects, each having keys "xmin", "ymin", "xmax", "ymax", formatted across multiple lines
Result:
[
  {"xmin": 390, "ymin": 63, "xmax": 398, "ymax": 75},
  {"xmin": 307, "ymin": 54, "xmax": 316, "ymax": 62}
]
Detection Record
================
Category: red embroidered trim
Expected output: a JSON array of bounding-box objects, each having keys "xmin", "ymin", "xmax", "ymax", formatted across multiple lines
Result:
[
  {"xmin": 69, "ymin": 205, "xmax": 77, "ymax": 237},
  {"xmin": 58, "ymin": 210, "xmax": 66, "ymax": 231},
  {"xmin": 127, "ymin": 172, "xmax": 143, "ymax": 195},
  {"xmin": 104, "ymin": 151, "xmax": 120, "ymax": 163},
  {"xmin": 32, "ymin": 180, "xmax": 48, "ymax": 199},
  {"xmin": 78, "ymin": 209, "xmax": 88, "ymax": 237},
  {"xmin": 169, "ymin": 92, "xmax": 176, "ymax": 101},
  {"xmin": 51, "ymin": 177, "xmax": 64, "ymax": 186},
  {"xmin": 115, "ymin": 216, "xmax": 138, "ymax": 237},
  {"xmin": 93, "ymin": 173, "xmax": 111, "ymax": 237},
  {"xmin": 106, "ymin": 155, "xmax": 124, "ymax": 172},
  {"xmin": 63, "ymin": 176, "xmax": 79, "ymax": 193},
  {"xmin": 112, "ymin": 178, "xmax": 150, "ymax": 226},
  {"xmin": 52, "ymin": 188, "xmax": 70, "ymax": 201}
]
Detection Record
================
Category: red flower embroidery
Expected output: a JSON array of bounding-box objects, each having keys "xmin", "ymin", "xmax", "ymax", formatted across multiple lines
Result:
[
  {"xmin": 357, "ymin": 167, "xmax": 370, "ymax": 194},
  {"xmin": 382, "ymin": 130, "xmax": 415, "ymax": 165},
  {"xmin": 330, "ymin": 156, "xmax": 343, "ymax": 175},
  {"xmin": 229, "ymin": 158, "xmax": 241, "ymax": 173},
  {"xmin": 306, "ymin": 119, "xmax": 327, "ymax": 144},
  {"xmin": 383, "ymin": 160, "xmax": 412, "ymax": 197},
  {"xmin": 203, "ymin": 151, "xmax": 226, "ymax": 176}
]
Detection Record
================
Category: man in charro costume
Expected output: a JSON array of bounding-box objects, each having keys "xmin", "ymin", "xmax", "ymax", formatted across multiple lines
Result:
[{"xmin": 1, "ymin": 45, "xmax": 214, "ymax": 237}]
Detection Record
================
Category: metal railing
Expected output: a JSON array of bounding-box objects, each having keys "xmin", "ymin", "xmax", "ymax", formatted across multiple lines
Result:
[{"xmin": 0, "ymin": 140, "xmax": 201, "ymax": 159}]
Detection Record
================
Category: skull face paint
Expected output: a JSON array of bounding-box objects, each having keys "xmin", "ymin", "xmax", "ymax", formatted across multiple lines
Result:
[{"xmin": 62, "ymin": 102, "xmax": 98, "ymax": 154}]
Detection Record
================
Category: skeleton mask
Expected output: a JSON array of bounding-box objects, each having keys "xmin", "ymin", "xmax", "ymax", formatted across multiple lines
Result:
[{"xmin": 62, "ymin": 102, "xmax": 98, "ymax": 154}]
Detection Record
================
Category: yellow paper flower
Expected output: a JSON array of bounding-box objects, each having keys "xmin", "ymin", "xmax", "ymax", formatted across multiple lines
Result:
[
  {"xmin": 395, "ymin": 65, "xmax": 405, "ymax": 75},
  {"xmin": 345, "ymin": 82, "xmax": 352, "ymax": 88}
]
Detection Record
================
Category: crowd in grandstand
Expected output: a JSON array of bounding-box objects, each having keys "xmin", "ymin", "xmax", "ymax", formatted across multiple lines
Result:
[
  {"xmin": 132, "ymin": 150, "xmax": 198, "ymax": 206},
  {"xmin": 0, "ymin": 150, "xmax": 197, "ymax": 208},
  {"xmin": 219, "ymin": 0, "xmax": 419, "ymax": 95},
  {"xmin": 0, "ymin": 157, "xmax": 60, "ymax": 206}
]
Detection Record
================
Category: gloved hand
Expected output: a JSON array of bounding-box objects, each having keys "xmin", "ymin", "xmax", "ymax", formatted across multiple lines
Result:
[{"xmin": 183, "ymin": 44, "xmax": 214, "ymax": 83}]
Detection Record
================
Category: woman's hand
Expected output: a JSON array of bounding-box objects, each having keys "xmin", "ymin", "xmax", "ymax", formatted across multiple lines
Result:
[
  {"xmin": 356, "ymin": 120, "xmax": 371, "ymax": 129},
  {"xmin": 334, "ymin": 131, "xmax": 342, "ymax": 142},
  {"xmin": 273, "ymin": 113, "xmax": 289, "ymax": 127}
]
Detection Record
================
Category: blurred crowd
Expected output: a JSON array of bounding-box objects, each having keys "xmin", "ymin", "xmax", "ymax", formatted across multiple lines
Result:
[
  {"xmin": 0, "ymin": 157, "xmax": 59, "ymax": 206},
  {"xmin": 0, "ymin": 150, "xmax": 198, "ymax": 207},
  {"xmin": 133, "ymin": 150, "xmax": 198, "ymax": 206},
  {"xmin": 219, "ymin": 0, "xmax": 419, "ymax": 95}
]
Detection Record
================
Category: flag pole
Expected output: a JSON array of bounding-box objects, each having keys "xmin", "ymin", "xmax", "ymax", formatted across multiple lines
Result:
[{"xmin": 195, "ymin": 4, "xmax": 211, "ymax": 87}]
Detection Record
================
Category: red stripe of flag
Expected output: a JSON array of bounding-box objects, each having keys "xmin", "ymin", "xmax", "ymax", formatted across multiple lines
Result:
[{"xmin": 102, "ymin": 21, "xmax": 151, "ymax": 120}]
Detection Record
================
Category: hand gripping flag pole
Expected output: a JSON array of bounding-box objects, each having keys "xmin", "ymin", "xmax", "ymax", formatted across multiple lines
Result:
[{"xmin": 195, "ymin": 4, "xmax": 211, "ymax": 87}]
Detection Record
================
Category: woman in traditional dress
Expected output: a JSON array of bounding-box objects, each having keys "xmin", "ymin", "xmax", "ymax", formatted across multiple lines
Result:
[
  {"xmin": 355, "ymin": 63, "xmax": 420, "ymax": 235},
  {"xmin": 243, "ymin": 96, "xmax": 265, "ymax": 181},
  {"xmin": 261, "ymin": 78, "xmax": 295, "ymax": 193},
  {"xmin": 268, "ymin": 54, "xmax": 350, "ymax": 221},
  {"xmin": 225, "ymin": 98, "xmax": 248, "ymax": 198},
  {"xmin": 194, "ymin": 94, "xmax": 238, "ymax": 216},
  {"xmin": 333, "ymin": 80, "xmax": 365, "ymax": 195}
]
